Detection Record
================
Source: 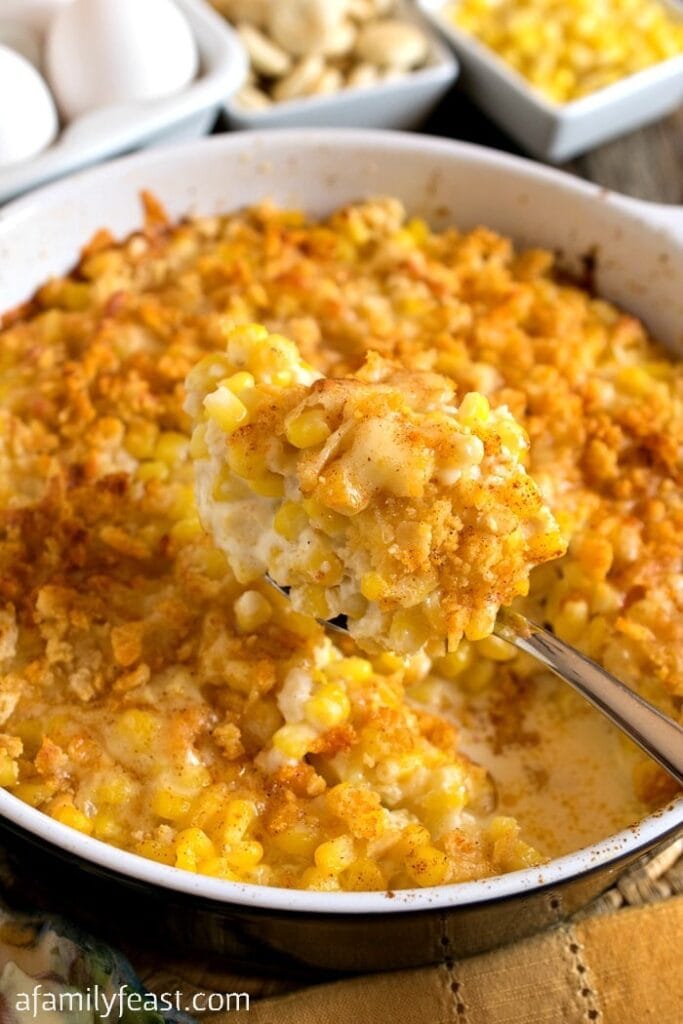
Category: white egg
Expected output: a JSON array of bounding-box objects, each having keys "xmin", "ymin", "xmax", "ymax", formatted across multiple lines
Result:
[
  {"xmin": 0, "ymin": 1, "xmax": 73, "ymax": 33},
  {"xmin": 45, "ymin": 0, "xmax": 199, "ymax": 121},
  {"xmin": 0, "ymin": 44, "xmax": 58, "ymax": 165}
]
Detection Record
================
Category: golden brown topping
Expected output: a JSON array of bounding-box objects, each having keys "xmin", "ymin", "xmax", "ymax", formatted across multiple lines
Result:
[{"xmin": 0, "ymin": 196, "xmax": 678, "ymax": 891}]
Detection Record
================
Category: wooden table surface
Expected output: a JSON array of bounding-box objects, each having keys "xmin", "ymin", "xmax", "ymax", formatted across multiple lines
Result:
[{"xmin": 422, "ymin": 92, "xmax": 683, "ymax": 205}]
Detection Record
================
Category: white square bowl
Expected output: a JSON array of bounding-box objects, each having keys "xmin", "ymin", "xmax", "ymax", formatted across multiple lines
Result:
[
  {"xmin": 223, "ymin": 2, "xmax": 458, "ymax": 130},
  {"xmin": 418, "ymin": 0, "xmax": 683, "ymax": 162},
  {"xmin": 0, "ymin": 0, "xmax": 248, "ymax": 204}
]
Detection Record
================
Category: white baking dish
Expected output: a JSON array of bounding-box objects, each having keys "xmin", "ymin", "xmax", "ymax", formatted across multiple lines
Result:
[
  {"xmin": 418, "ymin": 0, "xmax": 683, "ymax": 162},
  {"xmin": 0, "ymin": 131, "xmax": 681, "ymax": 971},
  {"xmin": 0, "ymin": 0, "xmax": 247, "ymax": 205},
  {"xmin": 223, "ymin": 1, "xmax": 457, "ymax": 130}
]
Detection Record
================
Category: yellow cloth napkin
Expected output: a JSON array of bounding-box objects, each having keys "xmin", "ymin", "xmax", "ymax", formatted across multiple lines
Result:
[{"xmin": 136, "ymin": 894, "xmax": 682, "ymax": 1024}]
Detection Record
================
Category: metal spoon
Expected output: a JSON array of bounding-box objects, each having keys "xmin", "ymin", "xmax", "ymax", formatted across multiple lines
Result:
[{"xmin": 266, "ymin": 577, "xmax": 683, "ymax": 786}]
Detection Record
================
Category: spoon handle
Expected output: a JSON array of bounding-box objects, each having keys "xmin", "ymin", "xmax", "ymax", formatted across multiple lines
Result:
[{"xmin": 497, "ymin": 615, "xmax": 683, "ymax": 786}]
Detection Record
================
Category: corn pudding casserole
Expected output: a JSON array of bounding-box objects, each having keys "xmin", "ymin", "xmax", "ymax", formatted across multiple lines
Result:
[
  {"xmin": 186, "ymin": 325, "xmax": 566, "ymax": 654},
  {"xmin": 0, "ymin": 195, "xmax": 680, "ymax": 892}
]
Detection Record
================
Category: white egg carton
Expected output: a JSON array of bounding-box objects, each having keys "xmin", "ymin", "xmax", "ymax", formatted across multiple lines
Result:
[
  {"xmin": 222, "ymin": 0, "xmax": 458, "ymax": 131},
  {"xmin": 0, "ymin": 0, "xmax": 247, "ymax": 204}
]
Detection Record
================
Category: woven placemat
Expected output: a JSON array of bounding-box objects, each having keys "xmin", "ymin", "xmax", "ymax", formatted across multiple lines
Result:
[{"xmin": 575, "ymin": 836, "xmax": 683, "ymax": 917}]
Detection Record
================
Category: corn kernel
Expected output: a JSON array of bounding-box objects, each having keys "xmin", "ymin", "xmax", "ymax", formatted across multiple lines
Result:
[
  {"xmin": 0, "ymin": 754, "xmax": 19, "ymax": 787},
  {"xmin": 197, "ymin": 856, "xmax": 238, "ymax": 880},
  {"xmin": 555, "ymin": 597, "xmax": 590, "ymax": 642},
  {"xmin": 396, "ymin": 824, "xmax": 432, "ymax": 857},
  {"xmin": 224, "ymin": 840, "xmax": 264, "ymax": 870},
  {"xmin": 10, "ymin": 781, "xmax": 55, "ymax": 807},
  {"xmin": 219, "ymin": 799, "xmax": 257, "ymax": 843},
  {"xmin": 435, "ymin": 642, "xmax": 474, "ymax": 679},
  {"xmin": 125, "ymin": 421, "xmax": 159, "ymax": 460},
  {"xmin": 389, "ymin": 607, "xmax": 431, "ymax": 652},
  {"xmin": 303, "ymin": 545, "xmax": 343, "ymax": 586},
  {"xmin": 488, "ymin": 815, "xmax": 543, "ymax": 871},
  {"xmin": 223, "ymin": 371, "xmax": 256, "ymax": 395},
  {"xmin": 234, "ymin": 590, "xmax": 272, "ymax": 632},
  {"xmin": 152, "ymin": 788, "xmax": 191, "ymax": 821},
  {"xmin": 169, "ymin": 516, "xmax": 203, "ymax": 543},
  {"xmin": 464, "ymin": 606, "xmax": 497, "ymax": 642},
  {"xmin": 285, "ymin": 409, "xmax": 331, "ymax": 449},
  {"xmin": 616, "ymin": 365, "xmax": 656, "ymax": 396},
  {"xmin": 154, "ymin": 431, "xmax": 189, "ymax": 465},
  {"xmin": 135, "ymin": 836, "xmax": 175, "ymax": 866},
  {"xmin": 272, "ymin": 722, "xmax": 317, "ymax": 760},
  {"xmin": 301, "ymin": 866, "xmax": 341, "ymax": 891},
  {"xmin": 302, "ymin": 499, "xmax": 346, "ymax": 537},
  {"xmin": 274, "ymin": 501, "xmax": 308, "ymax": 541},
  {"xmin": 137, "ymin": 460, "xmax": 169, "ymax": 482},
  {"xmin": 460, "ymin": 657, "xmax": 496, "ymax": 692},
  {"xmin": 497, "ymin": 418, "xmax": 528, "ymax": 459},
  {"xmin": 226, "ymin": 323, "xmax": 269, "ymax": 367},
  {"xmin": 248, "ymin": 472, "xmax": 284, "ymax": 498},
  {"xmin": 476, "ymin": 635, "xmax": 517, "ymax": 662},
  {"xmin": 420, "ymin": 766, "xmax": 467, "ymax": 826},
  {"xmin": 204, "ymin": 386, "xmax": 248, "ymax": 434},
  {"xmin": 325, "ymin": 656, "xmax": 373, "ymax": 684},
  {"xmin": 405, "ymin": 845, "xmax": 450, "ymax": 887},
  {"xmin": 373, "ymin": 651, "xmax": 406, "ymax": 675},
  {"xmin": 201, "ymin": 547, "xmax": 230, "ymax": 580},
  {"xmin": 305, "ymin": 683, "xmax": 351, "ymax": 730},
  {"xmin": 189, "ymin": 423, "xmax": 209, "ymax": 459},
  {"xmin": 406, "ymin": 217, "xmax": 429, "ymax": 244},
  {"xmin": 96, "ymin": 772, "xmax": 137, "ymax": 806},
  {"xmin": 169, "ymin": 484, "xmax": 197, "ymax": 520},
  {"xmin": 239, "ymin": 387, "xmax": 269, "ymax": 417},
  {"xmin": 51, "ymin": 799, "xmax": 93, "ymax": 836},
  {"xmin": 175, "ymin": 827, "xmax": 215, "ymax": 871},
  {"xmin": 342, "ymin": 858, "xmax": 386, "ymax": 891},
  {"xmin": 296, "ymin": 584, "xmax": 330, "ymax": 620},
  {"xmin": 114, "ymin": 709, "xmax": 159, "ymax": 751},
  {"xmin": 228, "ymin": 438, "xmax": 267, "ymax": 479},
  {"xmin": 314, "ymin": 834, "xmax": 356, "ymax": 873},
  {"xmin": 187, "ymin": 784, "xmax": 230, "ymax": 832},
  {"xmin": 273, "ymin": 825, "xmax": 320, "ymax": 858},
  {"xmin": 361, "ymin": 572, "xmax": 389, "ymax": 602},
  {"xmin": 458, "ymin": 391, "xmax": 490, "ymax": 426},
  {"xmin": 185, "ymin": 353, "xmax": 234, "ymax": 397},
  {"xmin": 59, "ymin": 281, "xmax": 91, "ymax": 311},
  {"xmin": 92, "ymin": 812, "xmax": 124, "ymax": 843},
  {"xmin": 174, "ymin": 761, "xmax": 211, "ymax": 790}
]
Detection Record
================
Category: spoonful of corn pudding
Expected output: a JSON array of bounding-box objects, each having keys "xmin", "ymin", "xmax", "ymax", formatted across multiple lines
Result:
[
  {"xmin": 185, "ymin": 323, "xmax": 683, "ymax": 786},
  {"xmin": 185, "ymin": 323, "xmax": 566, "ymax": 656}
]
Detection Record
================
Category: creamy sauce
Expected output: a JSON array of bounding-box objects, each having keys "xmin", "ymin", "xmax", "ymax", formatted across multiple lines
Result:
[{"xmin": 425, "ymin": 673, "xmax": 650, "ymax": 857}]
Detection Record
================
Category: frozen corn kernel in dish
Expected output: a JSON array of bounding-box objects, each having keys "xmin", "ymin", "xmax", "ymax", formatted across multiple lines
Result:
[
  {"xmin": 186, "ymin": 325, "xmax": 566, "ymax": 655},
  {"xmin": 447, "ymin": 0, "xmax": 683, "ymax": 103}
]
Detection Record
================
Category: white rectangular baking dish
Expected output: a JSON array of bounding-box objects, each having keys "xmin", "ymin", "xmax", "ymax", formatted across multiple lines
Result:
[
  {"xmin": 223, "ymin": 0, "xmax": 458, "ymax": 130},
  {"xmin": 418, "ymin": 0, "xmax": 683, "ymax": 162},
  {"xmin": 0, "ymin": 0, "xmax": 247, "ymax": 205}
]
